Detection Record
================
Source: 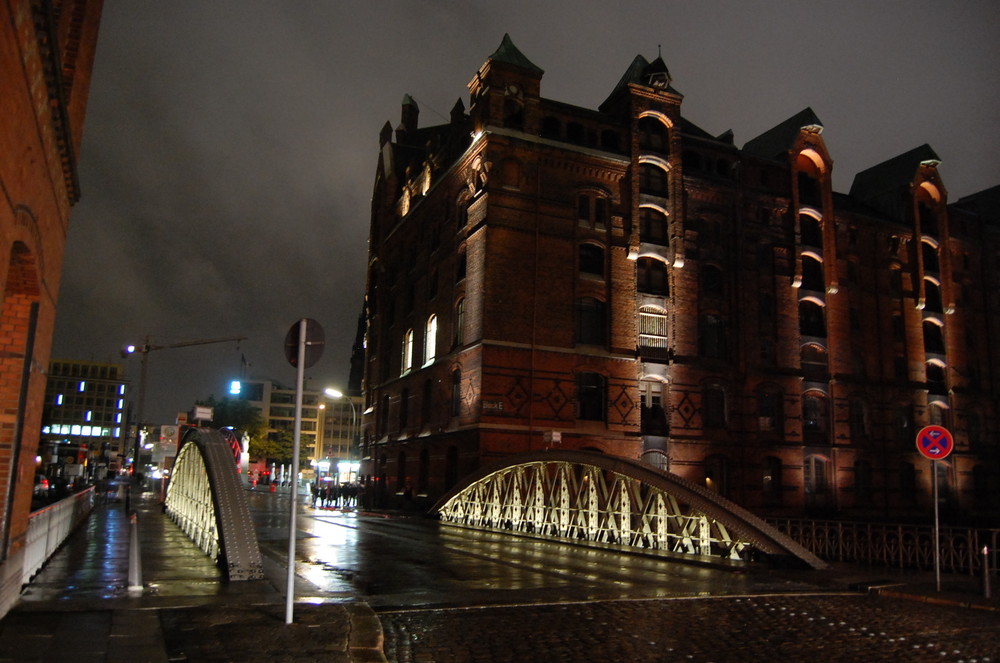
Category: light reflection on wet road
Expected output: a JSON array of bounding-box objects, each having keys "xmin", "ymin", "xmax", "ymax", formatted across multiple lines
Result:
[{"xmin": 247, "ymin": 490, "xmax": 822, "ymax": 611}]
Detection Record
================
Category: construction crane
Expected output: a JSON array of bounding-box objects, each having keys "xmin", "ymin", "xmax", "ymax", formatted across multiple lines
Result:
[{"xmin": 121, "ymin": 335, "xmax": 247, "ymax": 477}]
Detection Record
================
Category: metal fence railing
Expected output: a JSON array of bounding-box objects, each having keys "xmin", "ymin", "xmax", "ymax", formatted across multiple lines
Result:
[
  {"xmin": 769, "ymin": 517, "xmax": 999, "ymax": 576},
  {"xmin": 22, "ymin": 488, "xmax": 94, "ymax": 584}
]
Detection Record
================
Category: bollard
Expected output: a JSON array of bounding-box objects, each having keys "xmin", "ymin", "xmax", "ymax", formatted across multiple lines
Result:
[
  {"xmin": 128, "ymin": 512, "xmax": 143, "ymax": 591},
  {"xmin": 983, "ymin": 546, "xmax": 992, "ymax": 600}
]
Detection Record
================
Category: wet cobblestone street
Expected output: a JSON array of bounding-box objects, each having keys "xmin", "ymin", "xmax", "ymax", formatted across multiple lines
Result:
[{"xmin": 380, "ymin": 594, "xmax": 1000, "ymax": 662}]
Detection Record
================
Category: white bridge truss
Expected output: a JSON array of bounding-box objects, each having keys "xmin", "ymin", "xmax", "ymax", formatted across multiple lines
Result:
[
  {"xmin": 164, "ymin": 428, "xmax": 264, "ymax": 581},
  {"xmin": 435, "ymin": 450, "xmax": 825, "ymax": 569}
]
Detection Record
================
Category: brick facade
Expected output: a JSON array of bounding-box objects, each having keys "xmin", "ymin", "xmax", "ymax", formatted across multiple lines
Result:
[
  {"xmin": 0, "ymin": 0, "xmax": 102, "ymax": 618},
  {"xmin": 362, "ymin": 35, "xmax": 999, "ymax": 522}
]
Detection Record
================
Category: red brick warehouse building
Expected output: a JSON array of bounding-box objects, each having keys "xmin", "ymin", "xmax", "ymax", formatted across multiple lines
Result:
[
  {"xmin": 361, "ymin": 34, "xmax": 999, "ymax": 521},
  {"xmin": 0, "ymin": 0, "xmax": 103, "ymax": 618}
]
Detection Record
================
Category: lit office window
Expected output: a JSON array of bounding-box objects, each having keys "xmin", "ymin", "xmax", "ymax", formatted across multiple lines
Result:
[
  {"xmin": 56, "ymin": 394, "xmax": 64, "ymax": 405},
  {"xmin": 78, "ymin": 381, "xmax": 86, "ymax": 392}
]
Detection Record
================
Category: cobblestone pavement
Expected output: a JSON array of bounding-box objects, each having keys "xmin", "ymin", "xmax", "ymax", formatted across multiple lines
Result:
[{"xmin": 379, "ymin": 594, "xmax": 1000, "ymax": 662}]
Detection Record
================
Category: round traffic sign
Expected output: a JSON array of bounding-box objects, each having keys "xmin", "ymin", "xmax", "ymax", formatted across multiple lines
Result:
[
  {"xmin": 916, "ymin": 425, "xmax": 954, "ymax": 460},
  {"xmin": 284, "ymin": 318, "xmax": 325, "ymax": 368}
]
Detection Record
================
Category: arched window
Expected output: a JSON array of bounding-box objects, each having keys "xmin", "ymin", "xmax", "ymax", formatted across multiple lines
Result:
[
  {"xmin": 926, "ymin": 361, "xmax": 946, "ymax": 394},
  {"xmin": 801, "ymin": 344, "xmax": 828, "ymax": 381},
  {"xmin": 576, "ymin": 372, "xmax": 606, "ymax": 421},
  {"xmin": 924, "ymin": 280, "xmax": 942, "ymax": 313},
  {"xmin": 637, "ymin": 257, "xmax": 668, "ymax": 295},
  {"xmin": 423, "ymin": 315, "xmax": 437, "ymax": 366},
  {"xmin": 922, "ymin": 242, "xmax": 939, "ymax": 273},
  {"xmin": 800, "ymin": 214, "xmax": 822, "ymax": 247},
  {"xmin": 575, "ymin": 297, "xmax": 607, "ymax": 346},
  {"xmin": 799, "ymin": 300, "xmax": 826, "ymax": 337},
  {"xmin": 801, "ymin": 255, "xmax": 824, "ymax": 292},
  {"xmin": 401, "ymin": 329, "xmax": 414, "ymax": 375},
  {"xmin": 640, "ymin": 207, "xmax": 667, "ymax": 244},
  {"xmin": 454, "ymin": 298, "xmax": 465, "ymax": 346},
  {"xmin": 579, "ymin": 244, "xmax": 605, "ymax": 277},
  {"xmin": 923, "ymin": 320, "xmax": 945, "ymax": 354},
  {"xmin": 929, "ymin": 401, "xmax": 949, "ymax": 427},
  {"xmin": 918, "ymin": 200, "xmax": 939, "ymax": 238},
  {"xmin": 638, "ymin": 116, "xmax": 669, "ymax": 152},
  {"xmin": 639, "ymin": 163, "xmax": 669, "ymax": 197},
  {"xmin": 796, "ymin": 152, "xmax": 822, "ymax": 208}
]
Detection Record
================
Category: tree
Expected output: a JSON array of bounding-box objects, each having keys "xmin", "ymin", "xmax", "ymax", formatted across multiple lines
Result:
[{"xmin": 250, "ymin": 427, "xmax": 294, "ymax": 464}]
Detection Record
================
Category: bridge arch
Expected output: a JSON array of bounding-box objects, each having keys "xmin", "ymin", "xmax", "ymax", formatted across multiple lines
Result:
[
  {"xmin": 432, "ymin": 450, "xmax": 825, "ymax": 569},
  {"xmin": 164, "ymin": 427, "xmax": 264, "ymax": 580}
]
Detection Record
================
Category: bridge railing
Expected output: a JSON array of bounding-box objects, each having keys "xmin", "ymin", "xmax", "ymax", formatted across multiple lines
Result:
[
  {"xmin": 22, "ymin": 487, "xmax": 94, "ymax": 583},
  {"xmin": 769, "ymin": 518, "xmax": 1000, "ymax": 575}
]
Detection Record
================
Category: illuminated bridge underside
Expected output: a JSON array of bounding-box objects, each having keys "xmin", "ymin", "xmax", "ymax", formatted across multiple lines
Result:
[
  {"xmin": 434, "ymin": 450, "xmax": 826, "ymax": 570},
  {"xmin": 164, "ymin": 428, "xmax": 264, "ymax": 581}
]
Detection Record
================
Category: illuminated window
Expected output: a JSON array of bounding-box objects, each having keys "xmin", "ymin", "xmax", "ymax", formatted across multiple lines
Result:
[
  {"xmin": 56, "ymin": 394, "xmax": 63, "ymax": 406},
  {"xmin": 423, "ymin": 315, "xmax": 437, "ymax": 366},
  {"xmin": 86, "ymin": 410, "xmax": 92, "ymax": 422},
  {"xmin": 401, "ymin": 329, "xmax": 414, "ymax": 375},
  {"xmin": 78, "ymin": 381, "xmax": 86, "ymax": 392}
]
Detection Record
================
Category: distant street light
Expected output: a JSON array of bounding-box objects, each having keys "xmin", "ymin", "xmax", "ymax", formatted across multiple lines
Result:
[{"xmin": 324, "ymin": 388, "xmax": 358, "ymax": 463}]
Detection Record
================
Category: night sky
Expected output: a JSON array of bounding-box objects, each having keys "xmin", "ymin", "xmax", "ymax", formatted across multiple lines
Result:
[{"xmin": 53, "ymin": 2, "xmax": 1000, "ymax": 424}]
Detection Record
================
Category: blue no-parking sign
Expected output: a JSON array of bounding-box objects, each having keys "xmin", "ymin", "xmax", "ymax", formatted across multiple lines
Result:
[{"xmin": 916, "ymin": 425, "xmax": 954, "ymax": 460}]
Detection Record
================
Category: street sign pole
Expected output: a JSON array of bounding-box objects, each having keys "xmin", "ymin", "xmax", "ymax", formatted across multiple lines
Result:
[
  {"xmin": 282, "ymin": 318, "xmax": 324, "ymax": 625},
  {"xmin": 285, "ymin": 319, "xmax": 307, "ymax": 625},
  {"xmin": 916, "ymin": 425, "xmax": 953, "ymax": 593},
  {"xmin": 933, "ymin": 458, "xmax": 940, "ymax": 592}
]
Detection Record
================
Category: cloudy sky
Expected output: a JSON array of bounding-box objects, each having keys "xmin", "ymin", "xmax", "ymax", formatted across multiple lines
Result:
[{"xmin": 54, "ymin": 1, "xmax": 1000, "ymax": 424}]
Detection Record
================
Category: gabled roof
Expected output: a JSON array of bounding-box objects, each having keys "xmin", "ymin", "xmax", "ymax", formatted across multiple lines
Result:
[
  {"xmin": 849, "ymin": 144, "xmax": 940, "ymax": 202},
  {"xmin": 599, "ymin": 54, "xmax": 682, "ymax": 112},
  {"xmin": 742, "ymin": 107, "xmax": 823, "ymax": 160},
  {"xmin": 487, "ymin": 33, "xmax": 543, "ymax": 74}
]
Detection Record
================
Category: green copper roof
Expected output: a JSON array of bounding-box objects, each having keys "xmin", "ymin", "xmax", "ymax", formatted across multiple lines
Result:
[{"xmin": 488, "ymin": 34, "xmax": 543, "ymax": 74}]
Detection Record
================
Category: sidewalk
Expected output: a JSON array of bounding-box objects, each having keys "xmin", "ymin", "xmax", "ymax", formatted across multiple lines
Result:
[{"xmin": 0, "ymin": 489, "xmax": 386, "ymax": 663}]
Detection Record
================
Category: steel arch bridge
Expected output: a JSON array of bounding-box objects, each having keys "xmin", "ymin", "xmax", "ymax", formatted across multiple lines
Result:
[
  {"xmin": 433, "ymin": 450, "xmax": 826, "ymax": 570},
  {"xmin": 164, "ymin": 427, "xmax": 264, "ymax": 581}
]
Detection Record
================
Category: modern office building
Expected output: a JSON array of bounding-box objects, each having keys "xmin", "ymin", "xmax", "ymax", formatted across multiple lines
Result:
[
  {"xmin": 40, "ymin": 360, "xmax": 128, "ymax": 479},
  {"xmin": 361, "ymin": 35, "xmax": 999, "ymax": 520},
  {"xmin": 0, "ymin": 0, "xmax": 103, "ymax": 617}
]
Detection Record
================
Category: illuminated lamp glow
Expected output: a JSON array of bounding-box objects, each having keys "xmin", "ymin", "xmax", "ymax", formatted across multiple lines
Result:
[{"xmin": 230, "ymin": 380, "xmax": 242, "ymax": 395}]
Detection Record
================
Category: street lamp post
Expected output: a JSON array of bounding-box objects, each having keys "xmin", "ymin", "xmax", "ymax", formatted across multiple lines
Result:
[{"xmin": 324, "ymin": 388, "xmax": 357, "ymax": 471}]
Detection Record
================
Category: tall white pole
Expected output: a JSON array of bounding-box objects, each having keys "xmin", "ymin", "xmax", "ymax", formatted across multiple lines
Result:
[{"xmin": 285, "ymin": 319, "xmax": 307, "ymax": 624}]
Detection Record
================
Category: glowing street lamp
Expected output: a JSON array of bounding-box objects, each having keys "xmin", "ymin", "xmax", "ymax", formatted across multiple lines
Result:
[{"xmin": 324, "ymin": 388, "xmax": 358, "ymax": 461}]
